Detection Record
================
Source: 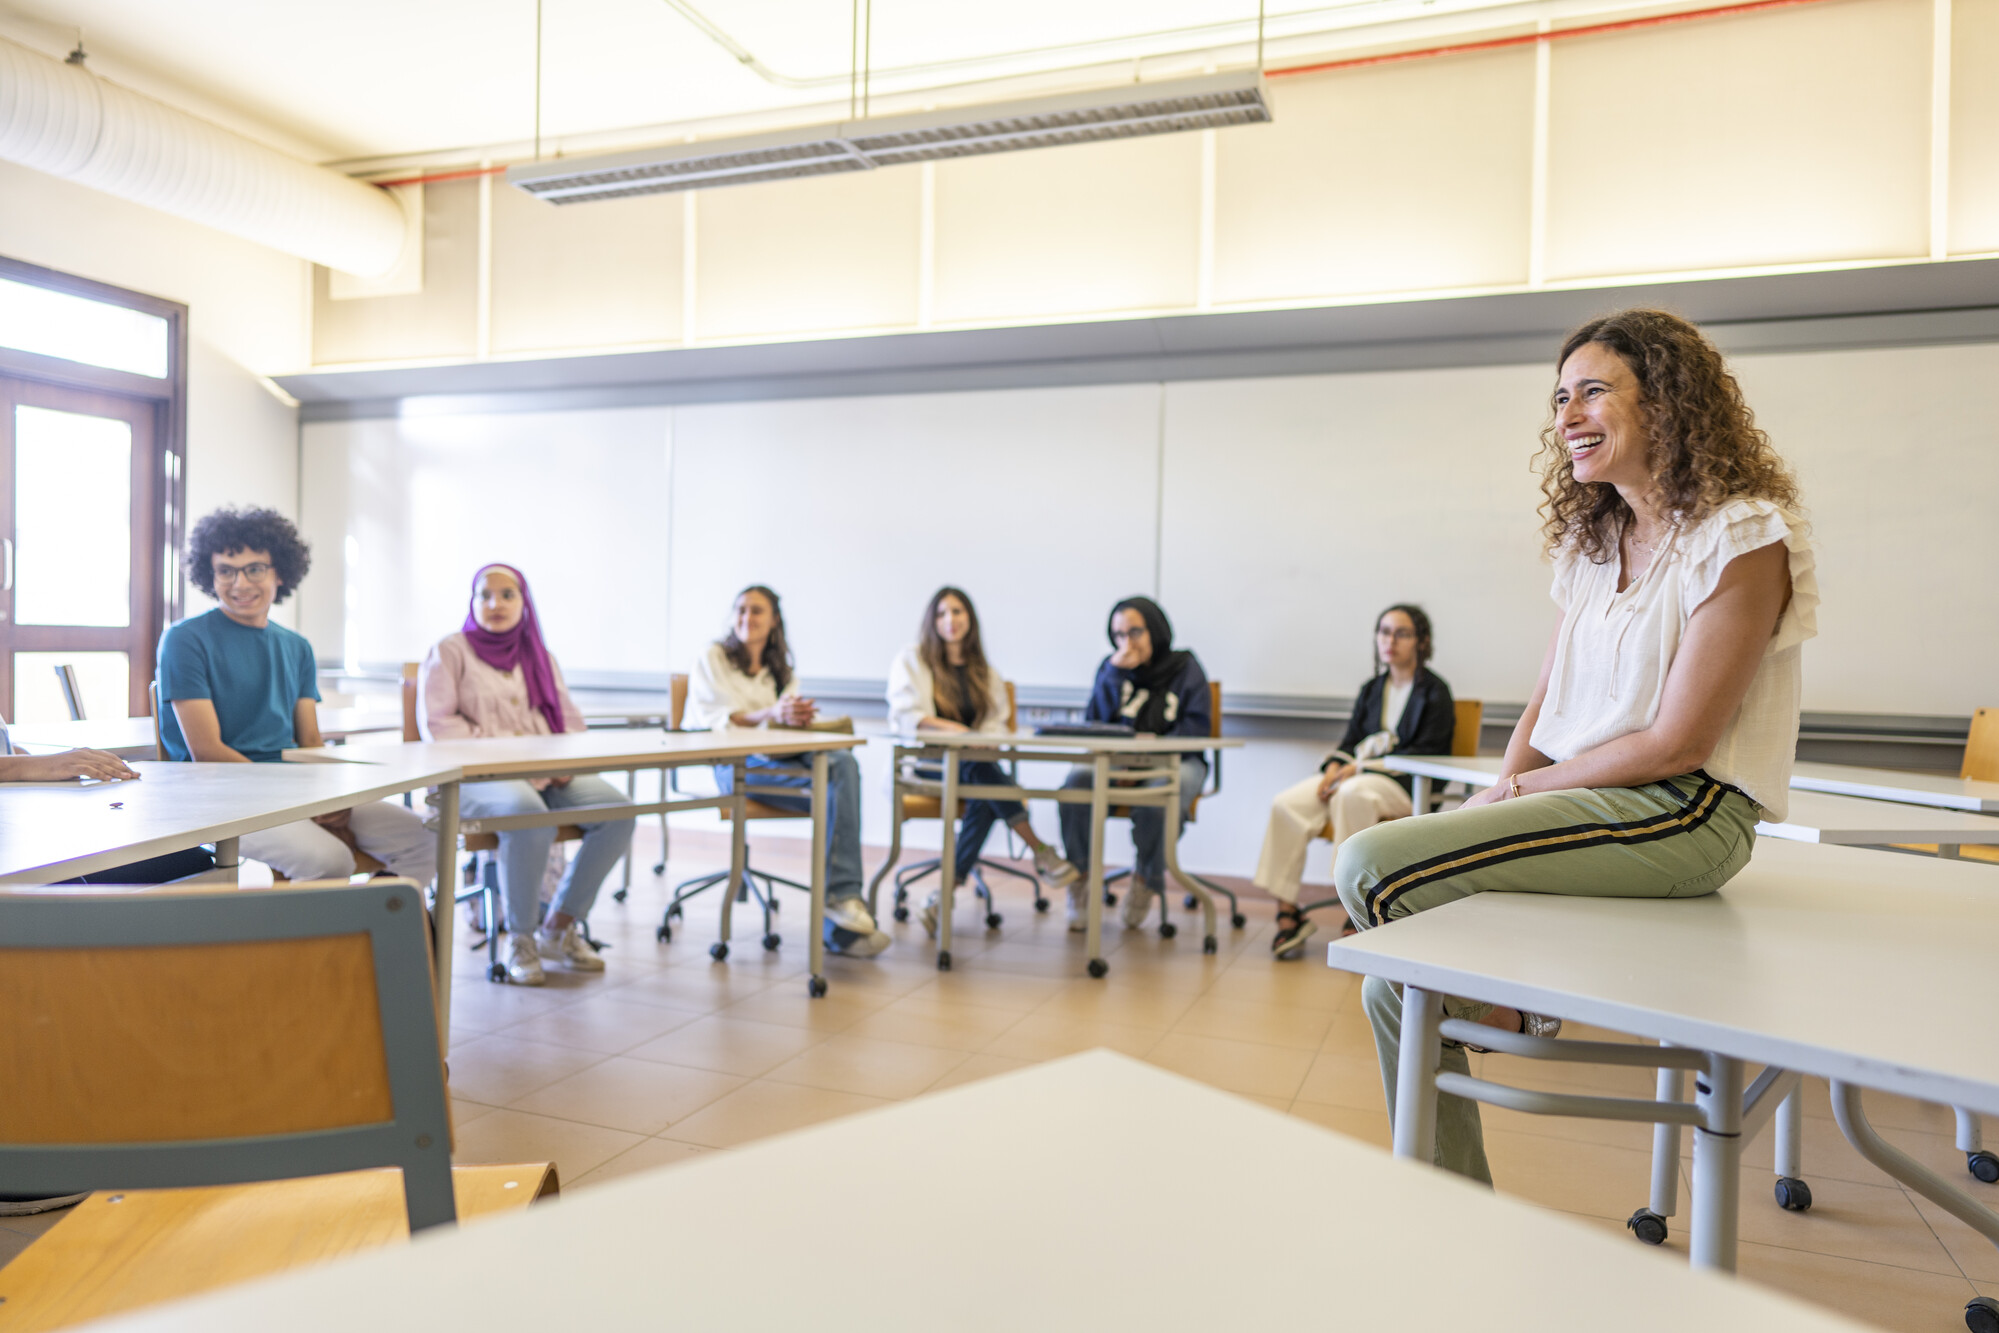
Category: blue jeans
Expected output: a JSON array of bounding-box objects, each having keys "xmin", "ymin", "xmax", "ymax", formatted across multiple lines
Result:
[
  {"xmin": 715, "ymin": 751, "xmax": 864, "ymax": 946},
  {"xmin": 918, "ymin": 759, "xmax": 1027, "ymax": 881},
  {"xmin": 1059, "ymin": 754, "xmax": 1207, "ymax": 890},
  {"xmin": 460, "ymin": 775, "xmax": 635, "ymax": 933}
]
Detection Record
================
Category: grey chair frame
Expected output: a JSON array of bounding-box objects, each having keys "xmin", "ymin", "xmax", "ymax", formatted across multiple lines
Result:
[{"xmin": 0, "ymin": 881, "xmax": 457, "ymax": 1232}]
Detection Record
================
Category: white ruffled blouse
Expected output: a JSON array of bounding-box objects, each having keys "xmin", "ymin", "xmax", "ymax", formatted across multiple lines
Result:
[{"xmin": 1529, "ymin": 497, "xmax": 1819, "ymax": 820}]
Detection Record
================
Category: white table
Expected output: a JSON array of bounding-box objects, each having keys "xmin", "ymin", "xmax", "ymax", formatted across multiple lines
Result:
[
  {"xmin": 873, "ymin": 730, "xmax": 1243, "ymax": 977},
  {"xmin": 4, "ymin": 709, "xmax": 405, "ymax": 759},
  {"xmin": 1325, "ymin": 838, "xmax": 1999, "ymax": 1329},
  {"xmin": 79, "ymin": 1051, "xmax": 1871, "ymax": 1333},
  {"xmin": 0, "ymin": 758, "xmax": 461, "ymax": 887},
  {"xmin": 1789, "ymin": 759, "xmax": 1999, "ymax": 814},
  {"xmin": 302, "ymin": 729, "xmax": 867, "ymax": 1023}
]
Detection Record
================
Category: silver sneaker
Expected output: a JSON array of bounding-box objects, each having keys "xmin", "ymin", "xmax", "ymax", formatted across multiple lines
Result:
[
  {"xmin": 1119, "ymin": 881, "xmax": 1157, "ymax": 930},
  {"xmin": 1033, "ymin": 845, "xmax": 1080, "ymax": 889},
  {"xmin": 1065, "ymin": 882, "xmax": 1088, "ymax": 933},
  {"xmin": 831, "ymin": 928, "xmax": 891, "ymax": 958},
  {"xmin": 919, "ymin": 891, "xmax": 940, "ymax": 939},
  {"xmin": 826, "ymin": 897, "xmax": 877, "ymax": 935},
  {"xmin": 505, "ymin": 932, "xmax": 546, "ymax": 986},
  {"xmin": 536, "ymin": 922, "xmax": 605, "ymax": 973}
]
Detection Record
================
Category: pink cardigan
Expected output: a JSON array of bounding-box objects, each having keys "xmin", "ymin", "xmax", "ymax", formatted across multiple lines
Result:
[{"xmin": 419, "ymin": 632, "xmax": 586, "ymax": 745}]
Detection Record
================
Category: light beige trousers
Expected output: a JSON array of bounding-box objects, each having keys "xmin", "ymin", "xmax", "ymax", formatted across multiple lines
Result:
[{"xmin": 1251, "ymin": 771, "xmax": 1412, "ymax": 904}]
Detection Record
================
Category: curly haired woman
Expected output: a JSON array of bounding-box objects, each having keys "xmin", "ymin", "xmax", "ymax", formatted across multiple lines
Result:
[{"xmin": 1335, "ymin": 309, "xmax": 1818, "ymax": 1182}]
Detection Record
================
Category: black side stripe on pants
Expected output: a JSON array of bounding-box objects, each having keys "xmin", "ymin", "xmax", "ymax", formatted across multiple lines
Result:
[{"xmin": 1365, "ymin": 774, "xmax": 1730, "ymax": 926}]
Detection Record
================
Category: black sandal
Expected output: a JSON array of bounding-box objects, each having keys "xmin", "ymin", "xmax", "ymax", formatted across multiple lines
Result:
[{"xmin": 1272, "ymin": 906, "xmax": 1319, "ymax": 959}]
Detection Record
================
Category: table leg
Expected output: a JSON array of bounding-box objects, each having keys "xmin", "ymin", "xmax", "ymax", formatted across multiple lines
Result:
[
  {"xmin": 430, "ymin": 781, "xmax": 460, "ymax": 1040},
  {"xmin": 1650, "ymin": 1059, "xmax": 1686, "ymax": 1220},
  {"xmin": 720, "ymin": 760, "xmax": 745, "ymax": 952},
  {"xmin": 807, "ymin": 749, "xmax": 828, "ymax": 997},
  {"xmin": 1160, "ymin": 764, "xmax": 1217, "ymax": 953},
  {"xmin": 936, "ymin": 757, "xmax": 958, "ymax": 972},
  {"xmin": 213, "ymin": 836, "xmax": 239, "ymax": 873},
  {"xmin": 1775, "ymin": 1083, "xmax": 1804, "ymax": 1183},
  {"xmin": 1085, "ymin": 751, "xmax": 1109, "ymax": 979},
  {"xmin": 1690, "ymin": 1054, "xmax": 1744, "ymax": 1272},
  {"xmin": 1833, "ymin": 1081, "xmax": 1999, "ymax": 1249},
  {"xmin": 621, "ymin": 768, "xmax": 636, "ymax": 893},
  {"xmin": 1411, "ymin": 774, "xmax": 1432, "ymax": 814},
  {"xmin": 1393, "ymin": 986, "xmax": 1442, "ymax": 1163}
]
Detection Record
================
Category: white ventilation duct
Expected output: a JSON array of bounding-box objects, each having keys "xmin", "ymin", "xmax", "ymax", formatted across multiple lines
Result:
[
  {"xmin": 510, "ymin": 70, "xmax": 1271, "ymax": 203},
  {"xmin": 0, "ymin": 37, "xmax": 408, "ymax": 277}
]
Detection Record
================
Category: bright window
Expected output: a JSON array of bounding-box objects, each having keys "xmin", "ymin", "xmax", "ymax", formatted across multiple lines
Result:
[{"xmin": 0, "ymin": 276, "xmax": 170, "ymax": 379}]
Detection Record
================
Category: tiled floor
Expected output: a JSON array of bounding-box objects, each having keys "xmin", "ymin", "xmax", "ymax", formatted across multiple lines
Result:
[{"xmin": 5, "ymin": 828, "xmax": 1995, "ymax": 1331}]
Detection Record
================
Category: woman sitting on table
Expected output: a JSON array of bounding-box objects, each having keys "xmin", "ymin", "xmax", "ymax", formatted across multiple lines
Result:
[
  {"xmin": 687, "ymin": 585, "xmax": 888, "ymax": 958},
  {"xmin": 887, "ymin": 586, "xmax": 1080, "ymax": 937},
  {"xmin": 1336, "ymin": 308, "xmax": 1815, "ymax": 1184},
  {"xmin": 419, "ymin": 563, "xmax": 635, "ymax": 987},
  {"xmin": 1057, "ymin": 596, "xmax": 1212, "ymax": 933},
  {"xmin": 1255, "ymin": 604, "xmax": 1455, "ymax": 960}
]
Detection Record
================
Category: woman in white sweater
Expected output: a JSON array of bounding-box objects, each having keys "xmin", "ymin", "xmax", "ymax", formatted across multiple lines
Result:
[{"xmin": 886, "ymin": 586, "xmax": 1078, "ymax": 936}]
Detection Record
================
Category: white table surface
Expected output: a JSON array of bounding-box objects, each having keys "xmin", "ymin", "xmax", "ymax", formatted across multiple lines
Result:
[
  {"xmin": 1373, "ymin": 752, "xmax": 1503, "ymax": 787},
  {"xmin": 886, "ymin": 728, "xmax": 1242, "ymax": 753},
  {"xmin": 1789, "ymin": 760, "xmax": 1999, "ymax": 814},
  {"xmin": 85, "ymin": 1051, "xmax": 1865, "ymax": 1333},
  {"xmin": 1327, "ymin": 837, "xmax": 1999, "ymax": 1117},
  {"xmin": 5, "ymin": 709, "xmax": 404, "ymax": 758},
  {"xmin": 295, "ymin": 727, "xmax": 864, "ymax": 778},
  {"xmin": 0, "ymin": 758, "xmax": 461, "ymax": 884}
]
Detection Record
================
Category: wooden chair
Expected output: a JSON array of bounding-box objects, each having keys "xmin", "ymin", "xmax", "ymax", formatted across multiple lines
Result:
[
  {"xmin": 402, "ymin": 662, "xmax": 589, "ymax": 982},
  {"xmin": 0, "ymin": 880, "xmax": 455, "ymax": 1232},
  {"xmin": 656, "ymin": 672, "xmax": 839, "ymax": 959},
  {"xmin": 0, "ymin": 1162, "xmax": 556, "ymax": 1331},
  {"xmin": 1294, "ymin": 699, "xmax": 1484, "ymax": 929},
  {"xmin": 866, "ymin": 682, "xmax": 1030, "ymax": 931},
  {"xmin": 1896, "ymin": 706, "xmax": 1999, "ymax": 865},
  {"xmin": 1106, "ymin": 681, "xmax": 1247, "ymax": 938}
]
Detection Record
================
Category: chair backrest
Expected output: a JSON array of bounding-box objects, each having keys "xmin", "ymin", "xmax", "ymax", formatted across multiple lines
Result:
[
  {"xmin": 1452, "ymin": 700, "xmax": 1484, "ymax": 757},
  {"xmin": 149, "ymin": 679, "xmax": 165, "ymax": 761},
  {"xmin": 0, "ymin": 881, "xmax": 456, "ymax": 1232},
  {"xmin": 1005, "ymin": 680, "xmax": 1017, "ymax": 731},
  {"xmin": 1963, "ymin": 708, "xmax": 1998, "ymax": 783},
  {"xmin": 669, "ymin": 672, "xmax": 690, "ymax": 731},
  {"xmin": 55, "ymin": 663, "xmax": 85, "ymax": 720},
  {"xmin": 1208, "ymin": 681, "xmax": 1222, "ymax": 738},
  {"xmin": 401, "ymin": 662, "xmax": 421, "ymax": 742}
]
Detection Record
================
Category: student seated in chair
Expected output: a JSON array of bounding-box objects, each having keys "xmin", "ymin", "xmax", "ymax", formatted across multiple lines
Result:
[
  {"xmin": 156, "ymin": 507, "xmax": 436, "ymax": 886},
  {"xmin": 887, "ymin": 585, "xmax": 1079, "ymax": 936},
  {"xmin": 1255, "ymin": 604, "xmax": 1455, "ymax": 960},
  {"xmin": 687, "ymin": 584, "xmax": 888, "ymax": 958},
  {"xmin": 1057, "ymin": 596, "xmax": 1211, "ymax": 933},
  {"xmin": 420, "ymin": 563, "xmax": 635, "ymax": 987}
]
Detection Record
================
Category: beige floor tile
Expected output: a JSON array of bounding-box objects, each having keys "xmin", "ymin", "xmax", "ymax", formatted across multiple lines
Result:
[
  {"xmin": 501, "ymin": 996, "xmax": 703, "ymax": 1055},
  {"xmin": 1144, "ymin": 1032, "xmax": 1316, "ymax": 1102},
  {"xmin": 623, "ymin": 1016, "xmax": 826, "ymax": 1078},
  {"xmin": 603, "ymin": 965, "xmax": 778, "ymax": 1014},
  {"xmin": 446, "ymin": 980, "xmax": 590, "ymax": 1033},
  {"xmin": 452, "ymin": 1108, "xmax": 644, "ymax": 1182},
  {"xmin": 1798, "ymin": 1077, "xmax": 1961, "ymax": 1137},
  {"xmin": 1318, "ymin": 1009, "xmax": 1383, "ymax": 1059},
  {"xmin": 445, "ymin": 1035, "xmax": 609, "ymax": 1106},
  {"xmin": 1172, "ymin": 995, "xmax": 1335, "ymax": 1050},
  {"xmin": 721, "ymin": 986, "xmax": 893, "ymax": 1033},
  {"xmin": 1294, "ymin": 1051, "xmax": 1388, "ymax": 1114},
  {"xmin": 665, "ymin": 1080, "xmax": 891, "ymax": 1150},
  {"xmin": 844, "ymin": 995, "xmax": 1027, "ymax": 1051},
  {"xmin": 1290, "ymin": 1100, "xmax": 1394, "ymax": 1152},
  {"xmin": 566, "ymin": 1137, "xmax": 715, "ymax": 1191},
  {"xmin": 982, "ymin": 1013, "xmax": 1165, "ymax": 1062},
  {"xmin": 1028, "ymin": 983, "xmax": 1200, "ymax": 1030},
  {"xmin": 916, "ymin": 970, "xmax": 1065, "ymax": 1012},
  {"xmin": 509, "ymin": 1057, "xmax": 747, "ymax": 1134},
  {"xmin": 765, "ymin": 1034, "xmax": 973, "ymax": 1099},
  {"xmin": 1732, "ymin": 1166, "xmax": 1961, "ymax": 1276},
  {"xmin": 1735, "ymin": 1237, "xmax": 1982, "ymax": 1333},
  {"xmin": 1201, "ymin": 963, "xmax": 1353, "ymax": 1013},
  {"xmin": 1478, "ymin": 1103, "xmax": 1658, "ymax": 1154},
  {"xmin": 452, "ymin": 1098, "xmax": 498, "ymax": 1132},
  {"xmin": 1483, "ymin": 1126, "xmax": 1658, "ymax": 1220},
  {"xmin": 1908, "ymin": 1189, "xmax": 1999, "ymax": 1283},
  {"xmin": 923, "ymin": 1053, "xmax": 1038, "ymax": 1094}
]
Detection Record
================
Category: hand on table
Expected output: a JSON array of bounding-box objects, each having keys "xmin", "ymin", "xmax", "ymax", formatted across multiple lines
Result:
[
  {"xmin": 771, "ymin": 696, "xmax": 818, "ymax": 728},
  {"xmin": 4, "ymin": 749, "xmax": 139, "ymax": 782},
  {"xmin": 921, "ymin": 717, "xmax": 971, "ymax": 734}
]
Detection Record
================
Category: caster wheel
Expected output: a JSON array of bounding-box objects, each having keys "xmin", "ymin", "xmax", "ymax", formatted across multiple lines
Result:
[
  {"xmin": 1967, "ymin": 1296, "xmax": 1999, "ymax": 1333},
  {"xmin": 652, "ymin": 862, "xmax": 666, "ymax": 875},
  {"xmin": 986, "ymin": 913, "xmax": 1003, "ymax": 930},
  {"xmin": 1230, "ymin": 912, "xmax": 1247, "ymax": 930},
  {"xmin": 488, "ymin": 962, "xmax": 506, "ymax": 982},
  {"xmin": 1626, "ymin": 1208, "xmax": 1668, "ymax": 1246},
  {"xmin": 762, "ymin": 933, "xmax": 782, "ymax": 951},
  {"xmin": 1034, "ymin": 897, "xmax": 1050, "ymax": 913},
  {"xmin": 1774, "ymin": 1177, "xmax": 1813, "ymax": 1211},
  {"xmin": 937, "ymin": 951, "xmax": 953, "ymax": 972},
  {"xmin": 1159, "ymin": 921, "xmax": 1177, "ymax": 940},
  {"xmin": 1087, "ymin": 958, "xmax": 1108, "ymax": 979},
  {"xmin": 612, "ymin": 888, "xmax": 628, "ymax": 903},
  {"xmin": 1202, "ymin": 936, "xmax": 1218, "ymax": 955},
  {"xmin": 710, "ymin": 942, "xmax": 729, "ymax": 961},
  {"xmin": 807, "ymin": 976, "xmax": 828, "ymax": 998},
  {"xmin": 1969, "ymin": 1151, "xmax": 1999, "ymax": 1184},
  {"xmin": 669, "ymin": 904, "xmax": 683, "ymax": 921},
  {"xmin": 893, "ymin": 906, "xmax": 910, "ymax": 922},
  {"xmin": 1182, "ymin": 893, "xmax": 1197, "ymax": 910},
  {"xmin": 656, "ymin": 923, "xmax": 673, "ymax": 943}
]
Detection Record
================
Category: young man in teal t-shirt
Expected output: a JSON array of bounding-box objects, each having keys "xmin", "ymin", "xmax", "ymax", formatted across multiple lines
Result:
[{"xmin": 156, "ymin": 507, "xmax": 434, "ymax": 883}]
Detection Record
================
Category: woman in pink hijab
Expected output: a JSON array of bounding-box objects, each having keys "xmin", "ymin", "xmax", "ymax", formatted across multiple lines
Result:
[{"xmin": 419, "ymin": 563, "xmax": 635, "ymax": 987}]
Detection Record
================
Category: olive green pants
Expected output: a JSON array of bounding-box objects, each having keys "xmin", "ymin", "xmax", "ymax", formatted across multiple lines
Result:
[{"xmin": 1334, "ymin": 772, "xmax": 1759, "ymax": 1183}]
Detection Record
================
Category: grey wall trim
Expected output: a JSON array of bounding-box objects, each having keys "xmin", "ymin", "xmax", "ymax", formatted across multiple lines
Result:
[{"xmin": 284, "ymin": 259, "xmax": 1999, "ymax": 422}]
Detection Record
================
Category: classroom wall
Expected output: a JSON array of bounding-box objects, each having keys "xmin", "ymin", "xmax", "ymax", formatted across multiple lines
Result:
[
  {"xmin": 308, "ymin": 0, "xmax": 1996, "ymax": 369},
  {"xmin": 0, "ymin": 160, "xmax": 306, "ymax": 624},
  {"xmin": 297, "ymin": 336, "xmax": 1999, "ymax": 878}
]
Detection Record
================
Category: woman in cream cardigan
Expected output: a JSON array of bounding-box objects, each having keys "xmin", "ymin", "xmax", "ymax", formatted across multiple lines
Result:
[{"xmin": 887, "ymin": 586, "xmax": 1078, "ymax": 937}]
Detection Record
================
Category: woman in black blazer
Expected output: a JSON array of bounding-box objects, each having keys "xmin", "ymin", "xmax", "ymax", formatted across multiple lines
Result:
[{"xmin": 1254, "ymin": 605, "xmax": 1456, "ymax": 958}]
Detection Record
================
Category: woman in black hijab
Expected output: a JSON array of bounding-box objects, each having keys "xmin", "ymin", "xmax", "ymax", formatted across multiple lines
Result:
[{"xmin": 1054, "ymin": 596, "xmax": 1213, "ymax": 932}]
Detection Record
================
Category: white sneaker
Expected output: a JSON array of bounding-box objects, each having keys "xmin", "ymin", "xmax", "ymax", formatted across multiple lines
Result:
[
  {"xmin": 919, "ymin": 891, "xmax": 940, "ymax": 939},
  {"xmin": 1033, "ymin": 845, "xmax": 1080, "ymax": 889},
  {"xmin": 505, "ymin": 932, "xmax": 546, "ymax": 986},
  {"xmin": 536, "ymin": 922, "xmax": 605, "ymax": 973},
  {"xmin": 1065, "ymin": 882, "xmax": 1088, "ymax": 933},
  {"xmin": 831, "ymin": 928, "xmax": 892, "ymax": 958},
  {"xmin": 1120, "ymin": 881, "xmax": 1158, "ymax": 930},
  {"xmin": 826, "ymin": 897, "xmax": 876, "ymax": 935}
]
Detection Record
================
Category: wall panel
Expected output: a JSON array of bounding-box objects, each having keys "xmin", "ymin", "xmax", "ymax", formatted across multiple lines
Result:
[
  {"xmin": 313, "ymin": 179, "xmax": 480, "ymax": 364},
  {"xmin": 1951, "ymin": 0, "xmax": 1999, "ymax": 254},
  {"xmin": 490, "ymin": 186, "xmax": 682, "ymax": 353}
]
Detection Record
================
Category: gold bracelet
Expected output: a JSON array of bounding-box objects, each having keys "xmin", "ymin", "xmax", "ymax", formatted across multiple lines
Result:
[{"xmin": 1507, "ymin": 774, "xmax": 1521, "ymax": 800}]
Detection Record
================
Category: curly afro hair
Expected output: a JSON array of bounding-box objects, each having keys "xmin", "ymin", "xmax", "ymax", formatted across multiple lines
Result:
[{"xmin": 186, "ymin": 507, "xmax": 312, "ymax": 604}]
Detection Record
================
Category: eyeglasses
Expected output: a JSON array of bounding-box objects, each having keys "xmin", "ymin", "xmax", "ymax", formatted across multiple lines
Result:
[
  {"xmin": 213, "ymin": 561, "xmax": 273, "ymax": 583},
  {"xmin": 1377, "ymin": 627, "xmax": 1417, "ymax": 641},
  {"xmin": 1111, "ymin": 627, "xmax": 1150, "ymax": 642}
]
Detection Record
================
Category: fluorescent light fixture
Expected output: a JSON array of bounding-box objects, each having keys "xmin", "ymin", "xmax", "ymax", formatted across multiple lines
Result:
[{"xmin": 508, "ymin": 70, "xmax": 1270, "ymax": 203}]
